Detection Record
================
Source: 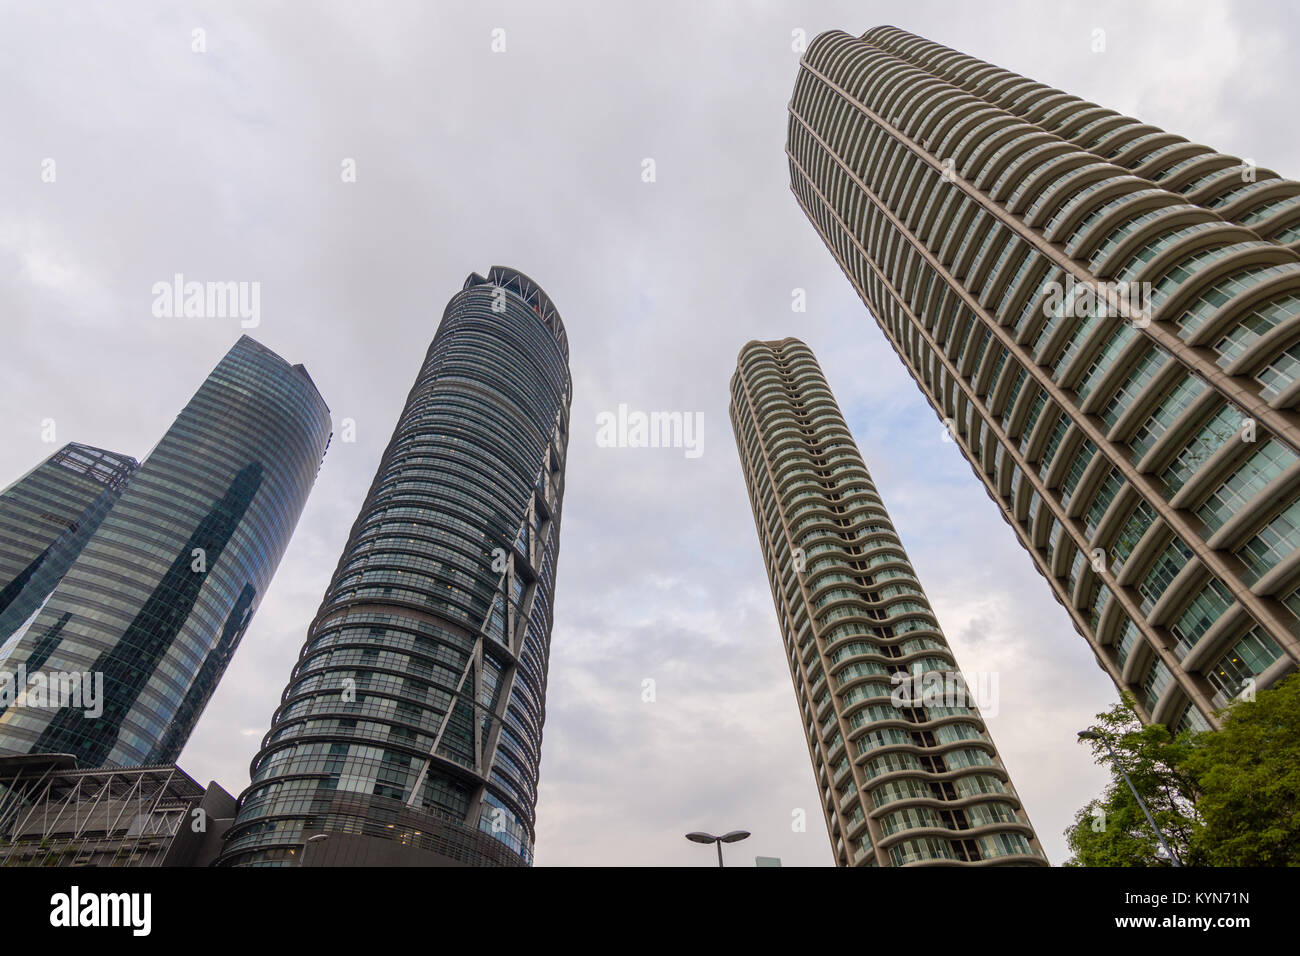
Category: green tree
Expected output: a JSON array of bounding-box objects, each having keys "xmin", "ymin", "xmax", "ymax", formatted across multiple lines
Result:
[
  {"xmin": 1066, "ymin": 675, "xmax": 1300, "ymax": 866},
  {"xmin": 1184, "ymin": 673, "xmax": 1300, "ymax": 866},
  {"xmin": 1064, "ymin": 694, "xmax": 1201, "ymax": 867}
]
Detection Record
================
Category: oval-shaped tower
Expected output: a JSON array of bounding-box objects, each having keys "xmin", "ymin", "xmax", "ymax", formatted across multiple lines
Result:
[
  {"xmin": 730, "ymin": 337, "xmax": 1047, "ymax": 866},
  {"xmin": 219, "ymin": 267, "xmax": 571, "ymax": 867},
  {"xmin": 0, "ymin": 335, "xmax": 332, "ymax": 767}
]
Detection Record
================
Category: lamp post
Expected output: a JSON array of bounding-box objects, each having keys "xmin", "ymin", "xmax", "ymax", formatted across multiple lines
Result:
[
  {"xmin": 685, "ymin": 830, "xmax": 751, "ymax": 867},
  {"xmin": 1078, "ymin": 729, "xmax": 1181, "ymax": 866},
  {"xmin": 302, "ymin": 833, "xmax": 330, "ymax": 867}
]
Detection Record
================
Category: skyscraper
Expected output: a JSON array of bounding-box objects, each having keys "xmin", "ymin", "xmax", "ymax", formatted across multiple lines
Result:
[
  {"xmin": 730, "ymin": 338, "xmax": 1046, "ymax": 867},
  {"xmin": 0, "ymin": 443, "xmax": 138, "ymax": 647},
  {"xmin": 787, "ymin": 27, "xmax": 1300, "ymax": 732},
  {"xmin": 0, "ymin": 335, "xmax": 331, "ymax": 767},
  {"xmin": 218, "ymin": 267, "xmax": 571, "ymax": 867}
]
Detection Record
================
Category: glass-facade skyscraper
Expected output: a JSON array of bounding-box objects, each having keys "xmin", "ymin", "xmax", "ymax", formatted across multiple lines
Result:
[
  {"xmin": 731, "ymin": 338, "xmax": 1046, "ymax": 867},
  {"xmin": 0, "ymin": 443, "xmax": 138, "ymax": 648},
  {"xmin": 787, "ymin": 26, "xmax": 1300, "ymax": 732},
  {"xmin": 218, "ymin": 266, "xmax": 571, "ymax": 867},
  {"xmin": 0, "ymin": 335, "xmax": 332, "ymax": 767}
]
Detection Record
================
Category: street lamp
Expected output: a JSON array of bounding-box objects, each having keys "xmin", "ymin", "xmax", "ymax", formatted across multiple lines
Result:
[
  {"xmin": 685, "ymin": 830, "xmax": 751, "ymax": 867},
  {"xmin": 1078, "ymin": 729, "xmax": 1182, "ymax": 866},
  {"xmin": 302, "ymin": 833, "xmax": 330, "ymax": 867}
]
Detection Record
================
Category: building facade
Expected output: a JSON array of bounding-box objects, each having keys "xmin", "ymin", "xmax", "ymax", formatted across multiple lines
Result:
[
  {"xmin": 0, "ymin": 443, "xmax": 138, "ymax": 647},
  {"xmin": 0, "ymin": 335, "xmax": 332, "ymax": 767},
  {"xmin": 787, "ymin": 27, "xmax": 1300, "ymax": 731},
  {"xmin": 0, "ymin": 754, "xmax": 237, "ymax": 867},
  {"xmin": 730, "ymin": 338, "xmax": 1046, "ymax": 867},
  {"xmin": 218, "ymin": 267, "xmax": 571, "ymax": 867}
]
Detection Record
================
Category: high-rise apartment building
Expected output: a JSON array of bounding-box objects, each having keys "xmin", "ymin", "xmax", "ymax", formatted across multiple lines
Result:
[
  {"xmin": 0, "ymin": 443, "xmax": 138, "ymax": 646},
  {"xmin": 0, "ymin": 335, "xmax": 332, "ymax": 767},
  {"xmin": 787, "ymin": 26, "xmax": 1300, "ymax": 732},
  {"xmin": 218, "ymin": 267, "xmax": 571, "ymax": 867},
  {"xmin": 730, "ymin": 337, "xmax": 1046, "ymax": 867}
]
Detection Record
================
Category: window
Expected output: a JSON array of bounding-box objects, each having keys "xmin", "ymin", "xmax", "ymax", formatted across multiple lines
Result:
[
  {"xmin": 977, "ymin": 832, "xmax": 1034, "ymax": 859},
  {"xmin": 1068, "ymin": 548, "xmax": 1088, "ymax": 594},
  {"xmin": 1159, "ymin": 403, "xmax": 1244, "ymax": 496},
  {"xmin": 1017, "ymin": 390, "xmax": 1049, "ymax": 448},
  {"xmin": 890, "ymin": 837, "xmax": 955, "ymax": 865},
  {"xmin": 1254, "ymin": 342, "xmax": 1300, "ymax": 400},
  {"xmin": 1137, "ymin": 537, "xmax": 1193, "ymax": 614},
  {"xmin": 1000, "ymin": 366, "xmax": 1028, "ymax": 426},
  {"xmin": 1101, "ymin": 347, "xmax": 1166, "ymax": 429},
  {"xmin": 1128, "ymin": 373, "xmax": 1208, "ymax": 462},
  {"xmin": 1059, "ymin": 440, "xmax": 1098, "ymax": 508},
  {"xmin": 1212, "ymin": 293, "xmax": 1300, "ymax": 366},
  {"xmin": 1083, "ymin": 467, "xmax": 1123, "ymax": 538},
  {"xmin": 1206, "ymin": 628, "xmax": 1283, "ymax": 705},
  {"xmin": 1142, "ymin": 656, "xmax": 1173, "ymax": 705},
  {"xmin": 1090, "ymin": 583, "xmax": 1112, "ymax": 632},
  {"xmin": 1076, "ymin": 324, "xmax": 1136, "ymax": 400},
  {"xmin": 1175, "ymin": 701, "xmax": 1211, "ymax": 734},
  {"xmin": 1110, "ymin": 500, "xmax": 1157, "ymax": 574},
  {"xmin": 965, "ymin": 801, "xmax": 1018, "ymax": 828},
  {"xmin": 1037, "ymin": 416, "xmax": 1071, "ymax": 475},
  {"xmin": 1196, "ymin": 439, "xmax": 1296, "ymax": 534},
  {"xmin": 1235, "ymin": 499, "xmax": 1300, "ymax": 585},
  {"xmin": 1169, "ymin": 578, "xmax": 1232, "ymax": 659},
  {"xmin": 880, "ymin": 806, "xmax": 942, "ymax": 836}
]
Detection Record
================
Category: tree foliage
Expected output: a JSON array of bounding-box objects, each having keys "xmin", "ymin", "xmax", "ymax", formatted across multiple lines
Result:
[
  {"xmin": 1064, "ymin": 694, "xmax": 1200, "ymax": 866},
  {"xmin": 1064, "ymin": 674, "xmax": 1300, "ymax": 867},
  {"xmin": 1184, "ymin": 673, "xmax": 1300, "ymax": 866}
]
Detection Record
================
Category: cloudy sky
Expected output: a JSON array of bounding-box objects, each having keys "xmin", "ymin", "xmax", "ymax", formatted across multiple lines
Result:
[{"xmin": 2, "ymin": 0, "xmax": 1296, "ymax": 866}]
